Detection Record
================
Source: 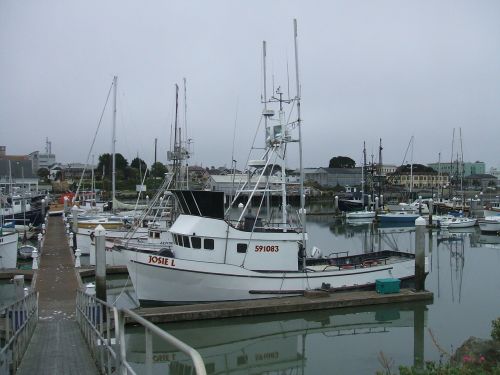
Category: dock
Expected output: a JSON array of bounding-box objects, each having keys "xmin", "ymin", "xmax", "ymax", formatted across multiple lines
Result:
[
  {"xmin": 15, "ymin": 216, "xmax": 98, "ymax": 375},
  {"xmin": 133, "ymin": 288, "xmax": 433, "ymax": 324}
]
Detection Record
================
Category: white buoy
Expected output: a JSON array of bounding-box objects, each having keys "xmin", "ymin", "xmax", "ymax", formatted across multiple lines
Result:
[
  {"xmin": 238, "ymin": 203, "xmax": 244, "ymax": 209},
  {"xmin": 42, "ymin": 224, "xmax": 46, "ymax": 234}
]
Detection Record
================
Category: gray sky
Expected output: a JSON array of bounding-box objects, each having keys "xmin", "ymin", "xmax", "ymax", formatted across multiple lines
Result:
[{"xmin": 1, "ymin": 0, "xmax": 499, "ymax": 171}]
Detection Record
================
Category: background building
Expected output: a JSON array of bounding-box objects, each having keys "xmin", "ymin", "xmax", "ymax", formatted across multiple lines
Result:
[
  {"xmin": 0, "ymin": 146, "xmax": 38, "ymax": 193},
  {"xmin": 304, "ymin": 167, "xmax": 362, "ymax": 188},
  {"xmin": 29, "ymin": 138, "xmax": 56, "ymax": 173},
  {"xmin": 427, "ymin": 161, "xmax": 485, "ymax": 177}
]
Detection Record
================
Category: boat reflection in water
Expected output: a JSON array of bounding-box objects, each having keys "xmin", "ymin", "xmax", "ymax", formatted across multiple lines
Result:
[{"xmin": 124, "ymin": 303, "xmax": 428, "ymax": 374}]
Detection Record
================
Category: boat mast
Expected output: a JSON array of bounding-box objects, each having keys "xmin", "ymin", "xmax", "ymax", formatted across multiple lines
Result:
[
  {"xmin": 183, "ymin": 78, "xmax": 189, "ymax": 190},
  {"xmin": 409, "ymin": 136, "xmax": 414, "ymax": 196},
  {"xmin": 294, "ymin": 19, "xmax": 307, "ymax": 264},
  {"xmin": 437, "ymin": 152, "xmax": 441, "ymax": 201},
  {"xmin": 111, "ymin": 75, "xmax": 117, "ymax": 213},
  {"xmin": 449, "ymin": 128, "xmax": 455, "ymax": 200},
  {"xmin": 262, "ymin": 41, "xmax": 272, "ymax": 223},
  {"xmin": 362, "ymin": 141, "xmax": 366, "ymax": 209},
  {"xmin": 459, "ymin": 127, "xmax": 464, "ymax": 208}
]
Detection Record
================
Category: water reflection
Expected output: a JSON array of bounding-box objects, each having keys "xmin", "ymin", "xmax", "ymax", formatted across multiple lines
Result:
[{"xmin": 124, "ymin": 302, "xmax": 428, "ymax": 375}]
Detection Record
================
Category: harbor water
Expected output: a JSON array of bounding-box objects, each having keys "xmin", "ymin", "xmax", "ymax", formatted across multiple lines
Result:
[
  {"xmin": 117, "ymin": 208, "xmax": 500, "ymax": 374},
  {"xmin": 2, "ymin": 206, "xmax": 499, "ymax": 374}
]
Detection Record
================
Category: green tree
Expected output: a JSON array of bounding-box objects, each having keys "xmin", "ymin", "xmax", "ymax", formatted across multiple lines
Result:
[
  {"xmin": 97, "ymin": 153, "xmax": 129, "ymax": 179},
  {"xmin": 130, "ymin": 157, "xmax": 147, "ymax": 172},
  {"xmin": 37, "ymin": 168, "xmax": 49, "ymax": 180},
  {"xmin": 329, "ymin": 156, "xmax": 355, "ymax": 168},
  {"xmin": 151, "ymin": 162, "xmax": 167, "ymax": 178}
]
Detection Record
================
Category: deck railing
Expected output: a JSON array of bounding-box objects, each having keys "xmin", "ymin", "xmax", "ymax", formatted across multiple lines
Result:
[
  {"xmin": 76, "ymin": 290, "xmax": 206, "ymax": 375},
  {"xmin": 0, "ymin": 291, "xmax": 39, "ymax": 374}
]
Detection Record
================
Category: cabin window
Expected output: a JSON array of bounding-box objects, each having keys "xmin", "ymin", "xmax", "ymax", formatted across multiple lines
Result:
[
  {"xmin": 204, "ymin": 238, "xmax": 214, "ymax": 250},
  {"xmin": 149, "ymin": 231, "xmax": 154, "ymax": 239},
  {"xmin": 182, "ymin": 235, "xmax": 191, "ymax": 248},
  {"xmin": 174, "ymin": 234, "xmax": 180, "ymax": 245},
  {"xmin": 237, "ymin": 243, "xmax": 247, "ymax": 253},
  {"xmin": 155, "ymin": 232, "xmax": 160, "ymax": 239},
  {"xmin": 191, "ymin": 236, "xmax": 202, "ymax": 249}
]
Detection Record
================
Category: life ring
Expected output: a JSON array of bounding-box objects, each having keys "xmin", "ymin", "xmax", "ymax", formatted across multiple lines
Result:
[{"xmin": 89, "ymin": 231, "xmax": 95, "ymax": 241}]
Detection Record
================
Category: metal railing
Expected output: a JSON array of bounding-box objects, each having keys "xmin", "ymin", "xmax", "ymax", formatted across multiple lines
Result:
[
  {"xmin": 76, "ymin": 290, "xmax": 206, "ymax": 375},
  {"xmin": 0, "ymin": 291, "xmax": 39, "ymax": 374}
]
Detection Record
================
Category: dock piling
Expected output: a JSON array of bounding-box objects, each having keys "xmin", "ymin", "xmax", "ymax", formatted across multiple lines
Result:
[
  {"xmin": 41, "ymin": 198, "xmax": 45, "ymax": 217},
  {"xmin": 75, "ymin": 248, "xmax": 81, "ymax": 268},
  {"xmin": 428, "ymin": 198, "xmax": 433, "ymax": 226},
  {"xmin": 31, "ymin": 248, "xmax": 39, "ymax": 270},
  {"xmin": 94, "ymin": 224, "xmax": 107, "ymax": 303},
  {"xmin": 415, "ymin": 217, "xmax": 426, "ymax": 291},
  {"xmin": 13, "ymin": 275, "xmax": 25, "ymax": 301}
]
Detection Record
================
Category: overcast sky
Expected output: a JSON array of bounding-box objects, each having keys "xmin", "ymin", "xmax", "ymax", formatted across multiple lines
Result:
[{"xmin": 1, "ymin": 0, "xmax": 499, "ymax": 171}]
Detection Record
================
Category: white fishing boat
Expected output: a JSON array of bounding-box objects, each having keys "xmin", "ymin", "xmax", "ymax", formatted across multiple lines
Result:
[
  {"xmin": 478, "ymin": 216, "xmax": 500, "ymax": 233},
  {"xmin": 121, "ymin": 22, "xmax": 426, "ymax": 305}
]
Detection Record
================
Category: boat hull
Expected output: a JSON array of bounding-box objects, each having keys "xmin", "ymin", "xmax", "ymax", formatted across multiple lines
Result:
[
  {"xmin": 378, "ymin": 214, "xmax": 420, "ymax": 224},
  {"xmin": 478, "ymin": 218, "xmax": 500, "ymax": 233},
  {"xmin": 122, "ymin": 250, "xmax": 422, "ymax": 305},
  {"xmin": 0, "ymin": 231, "xmax": 18, "ymax": 269}
]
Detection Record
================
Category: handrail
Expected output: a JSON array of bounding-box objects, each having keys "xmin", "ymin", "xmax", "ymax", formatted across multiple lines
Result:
[
  {"xmin": 122, "ymin": 308, "xmax": 206, "ymax": 375},
  {"xmin": 75, "ymin": 290, "xmax": 206, "ymax": 375},
  {"xmin": 0, "ymin": 291, "xmax": 39, "ymax": 374}
]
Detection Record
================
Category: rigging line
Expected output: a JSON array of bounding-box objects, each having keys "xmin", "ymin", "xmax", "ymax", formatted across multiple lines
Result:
[
  {"xmin": 244, "ymin": 115, "xmax": 264, "ymax": 171},
  {"xmin": 74, "ymin": 78, "xmax": 114, "ymax": 203}
]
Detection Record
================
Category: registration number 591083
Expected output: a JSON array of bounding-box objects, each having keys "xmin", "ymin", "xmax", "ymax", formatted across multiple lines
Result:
[{"xmin": 255, "ymin": 245, "xmax": 279, "ymax": 252}]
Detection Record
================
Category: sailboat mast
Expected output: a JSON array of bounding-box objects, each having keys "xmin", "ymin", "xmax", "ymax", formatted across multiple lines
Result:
[
  {"xmin": 437, "ymin": 152, "xmax": 441, "ymax": 201},
  {"xmin": 450, "ymin": 128, "xmax": 455, "ymax": 199},
  {"xmin": 362, "ymin": 142, "xmax": 366, "ymax": 209},
  {"xmin": 409, "ymin": 136, "xmax": 414, "ymax": 195},
  {"xmin": 294, "ymin": 19, "xmax": 307, "ymax": 263},
  {"xmin": 173, "ymin": 84, "xmax": 180, "ymax": 188},
  {"xmin": 183, "ymin": 78, "xmax": 189, "ymax": 190},
  {"xmin": 111, "ymin": 75, "xmax": 117, "ymax": 212}
]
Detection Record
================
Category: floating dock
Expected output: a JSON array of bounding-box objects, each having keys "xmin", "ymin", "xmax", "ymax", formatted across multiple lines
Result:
[{"xmin": 131, "ymin": 288, "xmax": 433, "ymax": 324}]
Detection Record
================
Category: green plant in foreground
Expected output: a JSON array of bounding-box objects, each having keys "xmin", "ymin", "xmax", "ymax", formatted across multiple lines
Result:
[{"xmin": 492, "ymin": 318, "xmax": 500, "ymax": 342}]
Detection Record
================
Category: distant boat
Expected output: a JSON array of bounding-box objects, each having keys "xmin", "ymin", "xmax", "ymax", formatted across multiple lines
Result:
[
  {"xmin": 345, "ymin": 210, "xmax": 376, "ymax": 220},
  {"xmin": 439, "ymin": 216, "xmax": 476, "ymax": 229},
  {"xmin": 378, "ymin": 211, "xmax": 420, "ymax": 224},
  {"xmin": 478, "ymin": 216, "xmax": 500, "ymax": 233}
]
